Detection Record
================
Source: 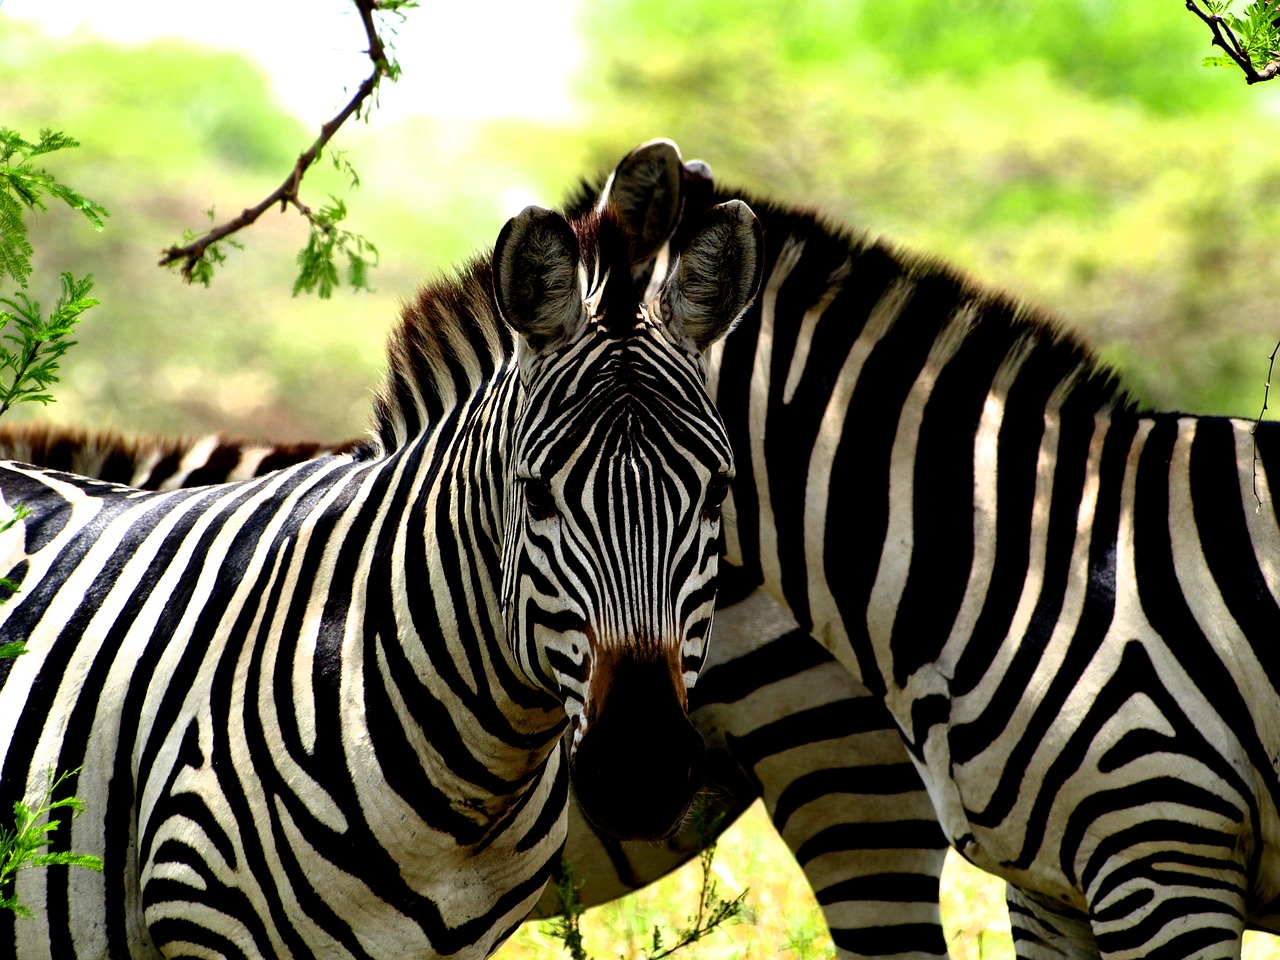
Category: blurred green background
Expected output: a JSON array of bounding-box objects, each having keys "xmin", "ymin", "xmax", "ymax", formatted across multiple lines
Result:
[{"xmin": 3, "ymin": 0, "xmax": 1279, "ymax": 444}]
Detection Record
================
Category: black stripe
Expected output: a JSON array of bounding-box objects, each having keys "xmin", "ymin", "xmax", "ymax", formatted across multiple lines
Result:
[
  {"xmin": 1190, "ymin": 418, "xmax": 1280, "ymax": 700},
  {"xmin": 890, "ymin": 303, "xmax": 1009, "ymax": 687},
  {"xmin": 692, "ymin": 629, "xmax": 835, "ymax": 706},
  {"xmin": 773, "ymin": 764, "xmax": 941, "ymax": 836}
]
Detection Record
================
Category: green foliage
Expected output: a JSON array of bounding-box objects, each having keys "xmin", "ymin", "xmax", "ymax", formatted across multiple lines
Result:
[
  {"xmin": 0, "ymin": 272, "xmax": 98, "ymax": 417},
  {"xmin": 545, "ymin": 806, "xmax": 747, "ymax": 960},
  {"xmin": 0, "ymin": 128, "xmax": 107, "ymax": 290},
  {"xmin": 367, "ymin": 0, "xmax": 420, "ymax": 90},
  {"xmin": 293, "ymin": 196, "xmax": 379, "ymax": 299},
  {"xmin": 0, "ymin": 639, "xmax": 26, "ymax": 660},
  {"xmin": 169, "ymin": 208, "xmax": 245, "ymax": 289},
  {"xmin": 3, "ymin": 2, "xmax": 1279, "ymax": 442},
  {"xmin": 0, "ymin": 503, "xmax": 29, "ymax": 604},
  {"xmin": 0, "ymin": 767, "xmax": 104, "ymax": 919},
  {"xmin": 583, "ymin": 0, "xmax": 1251, "ymax": 118},
  {"xmin": 162, "ymin": 0, "xmax": 416, "ymax": 294},
  {"xmin": 1200, "ymin": 0, "xmax": 1280, "ymax": 71}
]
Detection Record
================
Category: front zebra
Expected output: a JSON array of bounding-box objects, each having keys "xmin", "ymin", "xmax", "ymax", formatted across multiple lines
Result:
[
  {"xmin": 0, "ymin": 200, "xmax": 762, "ymax": 959},
  {"xmin": 593, "ymin": 140, "xmax": 1280, "ymax": 958}
]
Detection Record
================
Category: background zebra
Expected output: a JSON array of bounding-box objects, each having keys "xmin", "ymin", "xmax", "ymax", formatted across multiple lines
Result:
[
  {"xmin": 596, "ymin": 139, "xmax": 1280, "ymax": 958},
  {"xmin": 0, "ymin": 200, "xmax": 763, "ymax": 959}
]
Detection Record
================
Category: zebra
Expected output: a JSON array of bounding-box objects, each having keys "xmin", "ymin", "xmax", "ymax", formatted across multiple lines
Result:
[
  {"xmin": 591, "ymin": 138, "xmax": 1280, "ymax": 958},
  {"xmin": 0, "ymin": 422, "xmax": 941, "ymax": 958},
  {"xmin": 0, "ymin": 199, "xmax": 764, "ymax": 959}
]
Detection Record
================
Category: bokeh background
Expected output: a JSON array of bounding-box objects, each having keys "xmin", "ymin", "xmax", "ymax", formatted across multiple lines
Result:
[{"xmin": 4, "ymin": 1, "xmax": 1280, "ymax": 956}]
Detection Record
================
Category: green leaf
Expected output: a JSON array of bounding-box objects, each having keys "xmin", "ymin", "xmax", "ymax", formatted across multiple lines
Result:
[
  {"xmin": 0, "ymin": 129, "xmax": 108, "ymax": 289},
  {"xmin": 0, "ymin": 272, "xmax": 98, "ymax": 417},
  {"xmin": 0, "ymin": 766, "xmax": 102, "ymax": 919}
]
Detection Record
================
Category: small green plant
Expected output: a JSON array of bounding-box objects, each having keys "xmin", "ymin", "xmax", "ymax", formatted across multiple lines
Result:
[
  {"xmin": 0, "ymin": 128, "xmax": 107, "ymax": 291},
  {"xmin": 0, "ymin": 766, "xmax": 104, "ymax": 919},
  {"xmin": 0, "ymin": 503, "xmax": 29, "ymax": 603},
  {"xmin": 545, "ymin": 804, "xmax": 749, "ymax": 960},
  {"xmin": 0, "ymin": 127, "xmax": 103, "ymax": 418},
  {"xmin": 0, "ymin": 272, "xmax": 98, "ymax": 418}
]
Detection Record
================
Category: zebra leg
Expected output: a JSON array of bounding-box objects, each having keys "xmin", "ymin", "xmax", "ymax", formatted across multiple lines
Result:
[
  {"xmin": 694, "ymin": 591, "xmax": 950, "ymax": 960},
  {"xmin": 1006, "ymin": 884, "xmax": 1096, "ymax": 960},
  {"xmin": 1008, "ymin": 861, "xmax": 1248, "ymax": 960},
  {"xmin": 1085, "ymin": 858, "xmax": 1247, "ymax": 960}
]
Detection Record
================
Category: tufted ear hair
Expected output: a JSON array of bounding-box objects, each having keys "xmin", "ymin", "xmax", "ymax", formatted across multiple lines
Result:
[
  {"xmin": 493, "ymin": 206, "xmax": 586, "ymax": 355},
  {"xmin": 597, "ymin": 138, "xmax": 685, "ymax": 262},
  {"xmin": 657, "ymin": 200, "xmax": 764, "ymax": 354}
]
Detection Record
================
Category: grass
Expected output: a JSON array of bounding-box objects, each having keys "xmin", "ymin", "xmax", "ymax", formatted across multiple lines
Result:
[{"xmin": 498, "ymin": 799, "xmax": 1280, "ymax": 960}]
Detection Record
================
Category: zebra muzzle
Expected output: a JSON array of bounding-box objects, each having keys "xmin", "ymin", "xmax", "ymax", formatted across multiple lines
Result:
[{"xmin": 569, "ymin": 649, "xmax": 706, "ymax": 841}]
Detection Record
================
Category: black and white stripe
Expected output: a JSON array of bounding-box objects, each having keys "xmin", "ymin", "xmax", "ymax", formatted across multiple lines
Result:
[{"xmin": 0, "ymin": 201, "xmax": 762, "ymax": 959}]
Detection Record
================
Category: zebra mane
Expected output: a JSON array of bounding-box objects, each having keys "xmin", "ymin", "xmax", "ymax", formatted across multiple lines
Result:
[
  {"xmin": 0, "ymin": 422, "xmax": 361, "ymax": 488},
  {"xmin": 369, "ymin": 255, "xmax": 513, "ymax": 454},
  {"xmin": 569, "ymin": 155, "xmax": 1138, "ymax": 421},
  {"xmin": 702, "ymin": 181, "xmax": 1138, "ymax": 419}
]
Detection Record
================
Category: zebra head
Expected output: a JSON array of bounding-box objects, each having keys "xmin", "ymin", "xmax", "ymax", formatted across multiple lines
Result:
[{"xmin": 493, "ymin": 201, "xmax": 762, "ymax": 840}]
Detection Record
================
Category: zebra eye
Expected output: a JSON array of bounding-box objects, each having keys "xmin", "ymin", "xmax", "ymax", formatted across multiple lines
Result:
[
  {"xmin": 703, "ymin": 476, "xmax": 731, "ymax": 522},
  {"xmin": 522, "ymin": 478, "xmax": 558, "ymax": 521}
]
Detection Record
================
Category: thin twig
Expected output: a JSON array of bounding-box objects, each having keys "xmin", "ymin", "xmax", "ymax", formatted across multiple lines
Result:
[
  {"xmin": 1251, "ymin": 340, "xmax": 1279, "ymax": 511},
  {"xmin": 1185, "ymin": 0, "xmax": 1280, "ymax": 83},
  {"xmin": 158, "ymin": 0, "xmax": 397, "ymax": 280}
]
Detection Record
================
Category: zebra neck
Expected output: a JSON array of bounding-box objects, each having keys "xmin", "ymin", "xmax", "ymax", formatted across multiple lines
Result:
[
  {"xmin": 368, "ymin": 257, "xmax": 517, "ymax": 456},
  {"xmin": 705, "ymin": 217, "xmax": 1135, "ymax": 704},
  {"xmin": 348, "ymin": 415, "xmax": 567, "ymax": 799}
]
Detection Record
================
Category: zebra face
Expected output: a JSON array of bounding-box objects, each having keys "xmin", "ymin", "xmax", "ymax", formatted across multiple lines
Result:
[{"xmin": 493, "ymin": 201, "xmax": 762, "ymax": 840}]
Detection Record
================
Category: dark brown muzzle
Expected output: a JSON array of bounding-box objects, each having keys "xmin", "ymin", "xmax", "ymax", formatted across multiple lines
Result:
[{"xmin": 569, "ymin": 651, "xmax": 706, "ymax": 841}]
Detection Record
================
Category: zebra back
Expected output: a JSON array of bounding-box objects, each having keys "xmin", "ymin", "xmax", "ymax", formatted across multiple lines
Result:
[{"xmin": 0, "ymin": 422, "xmax": 363, "ymax": 490}]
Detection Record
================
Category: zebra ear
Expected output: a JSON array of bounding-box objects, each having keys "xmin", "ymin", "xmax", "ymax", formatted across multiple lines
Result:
[
  {"xmin": 597, "ymin": 138, "xmax": 685, "ymax": 261},
  {"xmin": 657, "ymin": 200, "xmax": 763, "ymax": 354},
  {"xmin": 493, "ymin": 205, "xmax": 586, "ymax": 354}
]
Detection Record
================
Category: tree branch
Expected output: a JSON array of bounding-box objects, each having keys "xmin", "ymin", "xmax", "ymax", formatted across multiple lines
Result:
[
  {"xmin": 158, "ymin": 0, "xmax": 405, "ymax": 281},
  {"xmin": 1186, "ymin": 0, "xmax": 1280, "ymax": 84}
]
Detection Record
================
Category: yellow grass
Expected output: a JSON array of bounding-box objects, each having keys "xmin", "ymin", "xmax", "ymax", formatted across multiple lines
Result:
[{"xmin": 495, "ymin": 799, "xmax": 1280, "ymax": 960}]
